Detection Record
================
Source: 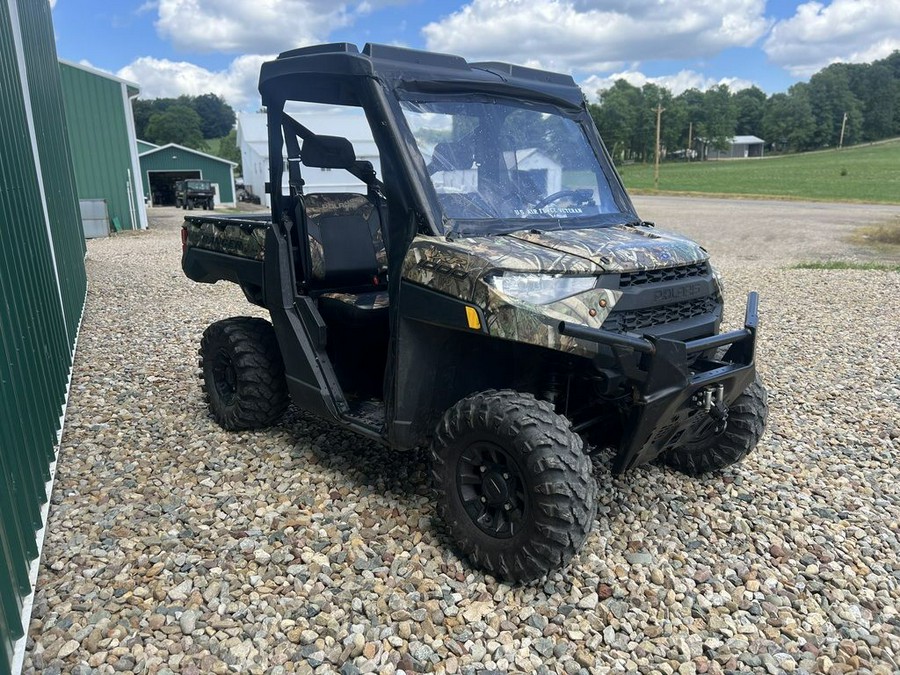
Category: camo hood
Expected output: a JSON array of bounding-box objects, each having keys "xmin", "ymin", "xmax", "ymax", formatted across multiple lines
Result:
[
  {"xmin": 402, "ymin": 224, "xmax": 708, "ymax": 295},
  {"xmin": 402, "ymin": 224, "xmax": 712, "ymax": 357},
  {"xmin": 506, "ymin": 224, "xmax": 708, "ymax": 273}
]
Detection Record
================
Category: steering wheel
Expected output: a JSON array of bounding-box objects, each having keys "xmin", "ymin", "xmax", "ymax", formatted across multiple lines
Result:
[{"xmin": 533, "ymin": 189, "xmax": 589, "ymax": 209}]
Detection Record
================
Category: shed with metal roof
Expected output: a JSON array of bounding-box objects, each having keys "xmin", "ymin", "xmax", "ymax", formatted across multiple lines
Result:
[
  {"xmin": 707, "ymin": 135, "xmax": 766, "ymax": 159},
  {"xmin": 139, "ymin": 143, "xmax": 237, "ymax": 207}
]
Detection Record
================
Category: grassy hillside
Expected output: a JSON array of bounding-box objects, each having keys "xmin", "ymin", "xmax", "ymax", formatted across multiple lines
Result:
[{"xmin": 617, "ymin": 139, "xmax": 900, "ymax": 204}]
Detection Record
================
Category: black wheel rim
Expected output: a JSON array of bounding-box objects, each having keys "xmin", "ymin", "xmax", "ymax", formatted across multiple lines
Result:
[
  {"xmin": 212, "ymin": 349, "xmax": 237, "ymax": 405},
  {"xmin": 682, "ymin": 409, "xmax": 726, "ymax": 450},
  {"xmin": 456, "ymin": 441, "xmax": 529, "ymax": 539}
]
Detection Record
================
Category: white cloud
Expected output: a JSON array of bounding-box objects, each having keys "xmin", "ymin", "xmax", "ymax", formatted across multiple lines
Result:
[
  {"xmin": 154, "ymin": 0, "xmax": 346, "ymax": 53},
  {"xmin": 581, "ymin": 70, "xmax": 756, "ymax": 99},
  {"xmin": 764, "ymin": 0, "xmax": 900, "ymax": 77},
  {"xmin": 153, "ymin": 0, "xmax": 398, "ymax": 54},
  {"xmin": 423, "ymin": 0, "xmax": 770, "ymax": 73},
  {"xmin": 49, "ymin": 0, "xmax": 57, "ymax": 7},
  {"xmin": 117, "ymin": 54, "xmax": 271, "ymax": 110}
]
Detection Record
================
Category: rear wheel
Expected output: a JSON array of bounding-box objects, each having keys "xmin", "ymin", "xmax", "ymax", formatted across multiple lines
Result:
[
  {"xmin": 432, "ymin": 390, "xmax": 597, "ymax": 582},
  {"xmin": 199, "ymin": 317, "xmax": 289, "ymax": 430},
  {"xmin": 661, "ymin": 375, "xmax": 768, "ymax": 475}
]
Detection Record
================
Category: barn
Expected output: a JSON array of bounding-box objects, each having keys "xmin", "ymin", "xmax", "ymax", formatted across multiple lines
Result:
[
  {"xmin": 58, "ymin": 59, "xmax": 147, "ymax": 231},
  {"xmin": 1, "ymin": 2, "xmax": 87, "ymax": 672},
  {"xmin": 139, "ymin": 143, "xmax": 237, "ymax": 207}
]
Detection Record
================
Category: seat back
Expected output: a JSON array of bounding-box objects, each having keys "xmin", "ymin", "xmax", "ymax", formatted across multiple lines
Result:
[{"xmin": 302, "ymin": 193, "xmax": 384, "ymax": 287}]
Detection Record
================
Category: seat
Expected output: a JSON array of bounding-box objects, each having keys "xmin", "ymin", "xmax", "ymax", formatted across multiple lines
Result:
[
  {"xmin": 303, "ymin": 192, "xmax": 386, "ymax": 286},
  {"xmin": 318, "ymin": 289, "xmax": 389, "ymax": 324},
  {"xmin": 292, "ymin": 134, "xmax": 389, "ymax": 320}
]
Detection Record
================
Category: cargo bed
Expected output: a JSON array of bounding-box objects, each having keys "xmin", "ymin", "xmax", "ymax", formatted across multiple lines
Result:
[{"xmin": 181, "ymin": 214, "xmax": 272, "ymax": 303}]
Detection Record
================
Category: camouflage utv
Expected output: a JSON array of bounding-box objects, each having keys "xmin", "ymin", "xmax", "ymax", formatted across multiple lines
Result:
[
  {"xmin": 175, "ymin": 179, "xmax": 215, "ymax": 210},
  {"xmin": 182, "ymin": 43, "xmax": 767, "ymax": 582}
]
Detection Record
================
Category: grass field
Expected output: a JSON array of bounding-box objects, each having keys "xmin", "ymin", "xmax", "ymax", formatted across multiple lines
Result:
[{"xmin": 617, "ymin": 139, "xmax": 900, "ymax": 203}]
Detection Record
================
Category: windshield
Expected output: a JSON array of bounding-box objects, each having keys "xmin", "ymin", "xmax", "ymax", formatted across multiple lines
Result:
[
  {"xmin": 400, "ymin": 99, "xmax": 627, "ymax": 233},
  {"xmin": 187, "ymin": 180, "xmax": 211, "ymax": 189}
]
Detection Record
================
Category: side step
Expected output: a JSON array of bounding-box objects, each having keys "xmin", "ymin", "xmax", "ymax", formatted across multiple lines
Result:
[{"xmin": 343, "ymin": 399, "xmax": 386, "ymax": 438}]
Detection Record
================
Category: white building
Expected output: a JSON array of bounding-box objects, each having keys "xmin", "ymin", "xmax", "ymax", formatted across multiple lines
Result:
[
  {"xmin": 505, "ymin": 148, "xmax": 562, "ymax": 195},
  {"xmin": 705, "ymin": 135, "xmax": 765, "ymax": 160},
  {"xmin": 237, "ymin": 111, "xmax": 381, "ymax": 207}
]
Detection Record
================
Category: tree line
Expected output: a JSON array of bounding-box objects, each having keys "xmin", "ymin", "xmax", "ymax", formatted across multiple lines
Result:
[
  {"xmin": 133, "ymin": 93, "xmax": 240, "ymax": 170},
  {"xmin": 589, "ymin": 51, "xmax": 900, "ymax": 162},
  {"xmin": 133, "ymin": 93, "xmax": 235, "ymax": 149}
]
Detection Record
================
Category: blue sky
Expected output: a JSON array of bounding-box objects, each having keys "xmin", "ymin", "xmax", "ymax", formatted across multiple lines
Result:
[{"xmin": 51, "ymin": 0, "xmax": 900, "ymax": 110}]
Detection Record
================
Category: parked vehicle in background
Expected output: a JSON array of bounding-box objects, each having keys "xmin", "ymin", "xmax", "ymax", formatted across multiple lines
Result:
[
  {"xmin": 236, "ymin": 182, "xmax": 262, "ymax": 205},
  {"xmin": 175, "ymin": 179, "xmax": 215, "ymax": 210}
]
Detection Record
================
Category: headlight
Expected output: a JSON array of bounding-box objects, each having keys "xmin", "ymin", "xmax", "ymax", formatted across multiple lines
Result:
[{"xmin": 486, "ymin": 273, "xmax": 596, "ymax": 304}]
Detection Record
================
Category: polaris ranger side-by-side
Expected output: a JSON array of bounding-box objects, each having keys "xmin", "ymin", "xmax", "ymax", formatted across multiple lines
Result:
[
  {"xmin": 176, "ymin": 179, "xmax": 215, "ymax": 210},
  {"xmin": 182, "ymin": 43, "xmax": 767, "ymax": 581}
]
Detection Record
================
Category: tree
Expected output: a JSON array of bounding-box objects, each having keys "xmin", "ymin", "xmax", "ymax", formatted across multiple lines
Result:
[
  {"xmin": 878, "ymin": 51, "xmax": 900, "ymax": 134},
  {"xmin": 733, "ymin": 86, "xmax": 767, "ymax": 136},
  {"xmin": 699, "ymin": 85, "xmax": 738, "ymax": 153},
  {"xmin": 658, "ymin": 90, "xmax": 687, "ymax": 157},
  {"xmin": 144, "ymin": 105, "xmax": 204, "ymax": 148},
  {"xmin": 216, "ymin": 129, "xmax": 242, "ymax": 174},
  {"xmin": 193, "ymin": 93, "xmax": 236, "ymax": 138},
  {"xmin": 848, "ymin": 63, "xmax": 896, "ymax": 141},
  {"xmin": 133, "ymin": 98, "xmax": 176, "ymax": 140},
  {"xmin": 677, "ymin": 88, "xmax": 707, "ymax": 157},
  {"xmin": 590, "ymin": 80, "xmax": 641, "ymax": 162},
  {"xmin": 586, "ymin": 50, "xmax": 900, "ymax": 158},
  {"xmin": 132, "ymin": 94, "xmax": 235, "ymax": 141},
  {"xmin": 761, "ymin": 85, "xmax": 815, "ymax": 152},
  {"xmin": 807, "ymin": 64, "xmax": 863, "ymax": 146}
]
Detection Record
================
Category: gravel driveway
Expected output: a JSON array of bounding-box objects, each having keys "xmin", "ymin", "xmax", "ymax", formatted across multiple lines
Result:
[{"xmin": 25, "ymin": 198, "xmax": 900, "ymax": 674}]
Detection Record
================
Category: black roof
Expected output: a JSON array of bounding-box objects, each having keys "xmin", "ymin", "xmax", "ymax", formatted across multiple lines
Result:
[{"xmin": 258, "ymin": 42, "xmax": 584, "ymax": 109}]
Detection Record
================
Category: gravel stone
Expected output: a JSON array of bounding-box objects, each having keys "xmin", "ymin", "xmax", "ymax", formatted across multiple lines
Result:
[
  {"xmin": 21, "ymin": 200, "xmax": 900, "ymax": 673},
  {"xmin": 179, "ymin": 609, "xmax": 200, "ymax": 635}
]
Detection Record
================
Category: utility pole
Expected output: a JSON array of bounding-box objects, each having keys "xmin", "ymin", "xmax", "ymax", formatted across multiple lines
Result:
[
  {"xmin": 687, "ymin": 121, "xmax": 693, "ymax": 162},
  {"xmin": 838, "ymin": 111, "xmax": 848, "ymax": 149},
  {"xmin": 653, "ymin": 103, "xmax": 665, "ymax": 189}
]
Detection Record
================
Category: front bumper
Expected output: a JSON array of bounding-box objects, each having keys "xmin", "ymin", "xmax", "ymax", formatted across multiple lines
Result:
[{"xmin": 559, "ymin": 292, "xmax": 760, "ymax": 473}]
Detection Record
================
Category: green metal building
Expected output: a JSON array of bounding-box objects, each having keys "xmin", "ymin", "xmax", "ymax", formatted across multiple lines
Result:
[
  {"xmin": 136, "ymin": 139, "xmax": 158, "ymax": 154},
  {"xmin": 139, "ymin": 143, "xmax": 237, "ymax": 206},
  {"xmin": 59, "ymin": 59, "xmax": 148, "ymax": 231},
  {"xmin": 1, "ymin": 1, "xmax": 87, "ymax": 673}
]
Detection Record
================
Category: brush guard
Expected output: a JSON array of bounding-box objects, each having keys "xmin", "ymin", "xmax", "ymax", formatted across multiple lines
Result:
[{"xmin": 559, "ymin": 292, "xmax": 760, "ymax": 473}]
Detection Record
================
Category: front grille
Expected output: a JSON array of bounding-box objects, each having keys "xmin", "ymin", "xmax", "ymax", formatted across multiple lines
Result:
[
  {"xmin": 619, "ymin": 262, "xmax": 709, "ymax": 288},
  {"xmin": 603, "ymin": 297, "xmax": 718, "ymax": 333}
]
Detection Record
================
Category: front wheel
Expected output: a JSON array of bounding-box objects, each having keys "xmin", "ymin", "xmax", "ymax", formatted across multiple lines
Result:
[
  {"xmin": 199, "ymin": 317, "xmax": 289, "ymax": 430},
  {"xmin": 432, "ymin": 390, "xmax": 597, "ymax": 582},
  {"xmin": 661, "ymin": 375, "xmax": 768, "ymax": 475}
]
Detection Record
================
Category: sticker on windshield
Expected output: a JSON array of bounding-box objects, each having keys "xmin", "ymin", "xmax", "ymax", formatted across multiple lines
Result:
[{"xmin": 513, "ymin": 206, "xmax": 591, "ymax": 218}]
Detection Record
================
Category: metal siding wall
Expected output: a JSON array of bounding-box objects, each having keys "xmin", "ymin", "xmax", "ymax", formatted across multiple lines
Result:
[
  {"xmin": 0, "ymin": 1, "xmax": 86, "ymax": 673},
  {"xmin": 139, "ymin": 148, "xmax": 236, "ymax": 202},
  {"xmin": 59, "ymin": 63, "xmax": 138, "ymax": 230},
  {"xmin": 19, "ymin": 1, "xmax": 87, "ymax": 339}
]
